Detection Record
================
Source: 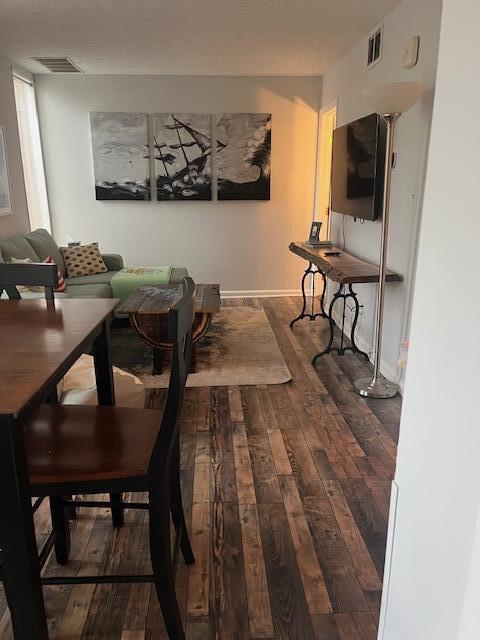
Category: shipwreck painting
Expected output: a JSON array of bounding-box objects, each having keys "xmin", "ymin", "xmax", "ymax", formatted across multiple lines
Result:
[
  {"xmin": 153, "ymin": 113, "xmax": 214, "ymax": 200},
  {"xmin": 216, "ymin": 113, "xmax": 271, "ymax": 200},
  {"xmin": 90, "ymin": 112, "xmax": 150, "ymax": 201}
]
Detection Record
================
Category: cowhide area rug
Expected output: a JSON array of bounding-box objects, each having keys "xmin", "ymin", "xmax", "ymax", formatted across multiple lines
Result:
[{"xmin": 111, "ymin": 307, "xmax": 292, "ymax": 388}]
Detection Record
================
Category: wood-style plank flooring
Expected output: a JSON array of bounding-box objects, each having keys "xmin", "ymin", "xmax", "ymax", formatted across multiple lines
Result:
[{"xmin": 0, "ymin": 296, "xmax": 401, "ymax": 639}]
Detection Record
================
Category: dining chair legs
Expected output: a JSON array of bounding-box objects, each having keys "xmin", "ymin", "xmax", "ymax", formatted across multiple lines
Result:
[
  {"xmin": 170, "ymin": 439, "xmax": 195, "ymax": 565},
  {"xmin": 149, "ymin": 488, "xmax": 186, "ymax": 640},
  {"xmin": 49, "ymin": 496, "xmax": 70, "ymax": 565},
  {"xmin": 65, "ymin": 494, "xmax": 77, "ymax": 520},
  {"xmin": 110, "ymin": 492, "xmax": 125, "ymax": 527}
]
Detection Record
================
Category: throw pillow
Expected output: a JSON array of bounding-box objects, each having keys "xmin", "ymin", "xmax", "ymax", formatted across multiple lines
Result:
[{"xmin": 61, "ymin": 242, "xmax": 108, "ymax": 278}]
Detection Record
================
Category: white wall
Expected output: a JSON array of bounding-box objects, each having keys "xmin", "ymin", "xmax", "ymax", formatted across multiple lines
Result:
[
  {"xmin": 35, "ymin": 75, "xmax": 320, "ymax": 294},
  {"xmin": 381, "ymin": 0, "xmax": 480, "ymax": 638},
  {"xmin": 320, "ymin": 0, "xmax": 442, "ymax": 385},
  {"xmin": 0, "ymin": 55, "xmax": 30, "ymax": 239}
]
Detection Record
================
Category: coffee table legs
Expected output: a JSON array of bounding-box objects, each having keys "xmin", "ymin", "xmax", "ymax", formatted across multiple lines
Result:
[
  {"xmin": 133, "ymin": 312, "xmax": 213, "ymax": 377},
  {"xmin": 152, "ymin": 345, "xmax": 198, "ymax": 374},
  {"xmin": 153, "ymin": 348, "xmax": 164, "ymax": 375}
]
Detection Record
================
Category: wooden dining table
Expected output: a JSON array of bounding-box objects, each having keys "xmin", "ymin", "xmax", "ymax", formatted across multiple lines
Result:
[{"xmin": 0, "ymin": 297, "xmax": 118, "ymax": 639}]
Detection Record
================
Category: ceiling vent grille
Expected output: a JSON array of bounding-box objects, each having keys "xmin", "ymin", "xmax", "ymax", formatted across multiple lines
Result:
[
  {"xmin": 32, "ymin": 57, "xmax": 82, "ymax": 73},
  {"xmin": 367, "ymin": 26, "xmax": 383, "ymax": 68}
]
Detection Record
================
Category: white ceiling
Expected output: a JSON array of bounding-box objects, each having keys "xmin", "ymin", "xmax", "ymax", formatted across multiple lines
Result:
[{"xmin": 0, "ymin": 0, "xmax": 402, "ymax": 76}]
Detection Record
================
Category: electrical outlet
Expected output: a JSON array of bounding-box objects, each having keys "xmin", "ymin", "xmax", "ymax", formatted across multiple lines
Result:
[
  {"xmin": 409, "ymin": 184, "xmax": 419, "ymax": 212},
  {"xmin": 398, "ymin": 340, "xmax": 409, "ymax": 369}
]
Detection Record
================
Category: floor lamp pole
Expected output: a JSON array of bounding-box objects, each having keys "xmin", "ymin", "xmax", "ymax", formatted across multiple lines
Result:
[{"xmin": 354, "ymin": 113, "xmax": 400, "ymax": 399}]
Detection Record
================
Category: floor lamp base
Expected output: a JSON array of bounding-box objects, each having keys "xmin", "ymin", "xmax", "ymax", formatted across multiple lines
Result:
[{"xmin": 354, "ymin": 376, "xmax": 399, "ymax": 399}]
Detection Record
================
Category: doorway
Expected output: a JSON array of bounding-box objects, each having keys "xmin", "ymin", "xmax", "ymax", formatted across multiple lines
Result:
[{"xmin": 315, "ymin": 101, "xmax": 337, "ymax": 239}]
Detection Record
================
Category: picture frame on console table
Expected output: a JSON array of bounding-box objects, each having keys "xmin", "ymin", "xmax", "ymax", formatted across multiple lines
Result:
[
  {"xmin": 303, "ymin": 221, "xmax": 333, "ymax": 247},
  {"xmin": 308, "ymin": 221, "xmax": 321, "ymax": 244}
]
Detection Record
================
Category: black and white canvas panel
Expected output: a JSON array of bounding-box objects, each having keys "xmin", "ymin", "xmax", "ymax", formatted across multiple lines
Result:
[
  {"xmin": 216, "ymin": 113, "xmax": 271, "ymax": 200},
  {"xmin": 90, "ymin": 112, "xmax": 150, "ymax": 201},
  {"xmin": 153, "ymin": 113, "xmax": 213, "ymax": 200}
]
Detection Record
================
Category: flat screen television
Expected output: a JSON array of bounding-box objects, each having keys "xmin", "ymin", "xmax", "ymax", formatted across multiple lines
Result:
[{"xmin": 330, "ymin": 113, "xmax": 386, "ymax": 221}]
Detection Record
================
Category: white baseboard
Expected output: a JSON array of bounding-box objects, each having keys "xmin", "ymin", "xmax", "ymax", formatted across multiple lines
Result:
[{"xmin": 221, "ymin": 289, "xmax": 302, "ymax": 298}]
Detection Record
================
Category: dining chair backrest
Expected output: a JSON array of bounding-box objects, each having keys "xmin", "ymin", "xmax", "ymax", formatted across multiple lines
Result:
[
  {"xmin": 148, "ymin": 277, "xmax": 195, "ymax": 479},
  {"xmin": 0, "ymin": 262, "xmax": 59, "ymax": 302}
]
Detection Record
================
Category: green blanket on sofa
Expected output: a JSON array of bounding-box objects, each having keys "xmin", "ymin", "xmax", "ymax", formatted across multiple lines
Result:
[{"xmin": 111, "ymin": 266, "xmax": 173, "ymax": 303}]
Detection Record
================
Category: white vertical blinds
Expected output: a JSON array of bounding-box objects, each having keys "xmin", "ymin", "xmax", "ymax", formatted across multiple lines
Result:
[{"xmin": 13, "ymin": 74, "xmax": 51, "ymax": 232}]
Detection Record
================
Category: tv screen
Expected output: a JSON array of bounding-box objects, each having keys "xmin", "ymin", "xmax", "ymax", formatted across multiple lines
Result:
[{"xmin": 330, "ymin": 113, "xmax": 386, "ymax": 221}]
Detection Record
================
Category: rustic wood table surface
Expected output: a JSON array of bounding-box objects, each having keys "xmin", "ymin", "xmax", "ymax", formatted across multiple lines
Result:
[{"xmin": 0, "ymin": 298, "xmax": 117, "ymax": 639}]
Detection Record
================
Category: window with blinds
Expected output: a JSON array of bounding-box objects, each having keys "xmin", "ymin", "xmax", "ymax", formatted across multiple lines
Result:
[{"xmin": 13, "ymin": 74, "xmax": 51, "ymax": 232}]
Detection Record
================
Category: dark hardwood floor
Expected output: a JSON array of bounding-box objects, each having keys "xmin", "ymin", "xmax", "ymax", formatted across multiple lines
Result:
[{"xmin": 0, "ymin": 296, "xmax": 401, "ymax": 639}]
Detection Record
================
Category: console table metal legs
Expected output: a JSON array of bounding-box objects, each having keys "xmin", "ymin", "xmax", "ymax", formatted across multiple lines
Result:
[
  {"xmin": 311, "ymin": 283, "xmax": 370, "ymax": 364},
  {"xmin": 290, "ymin": 262, "xmax": 327, "ymax": 327},
  {"xmin": 290, "ymin": 271, "xmax": 370, "ymax": 363}
]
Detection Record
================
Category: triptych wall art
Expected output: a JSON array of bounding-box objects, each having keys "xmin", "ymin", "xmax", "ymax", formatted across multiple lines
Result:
[{"xmin": 89, "ymin": 112, "xmax": 271, "ymax": 202}]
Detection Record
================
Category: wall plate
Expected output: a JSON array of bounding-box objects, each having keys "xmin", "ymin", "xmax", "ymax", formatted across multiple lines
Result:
[{"xmin": 402, "ymin": 36, "xmax": 420, "ymax": 68}]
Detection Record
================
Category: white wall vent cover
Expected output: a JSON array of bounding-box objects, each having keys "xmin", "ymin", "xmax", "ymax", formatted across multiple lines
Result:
[
  {"xmin": 32, "ymin": 57, "xmax": 82, "ymax": 73},
  {"xmin": 367, "ymin": 26, "xmax": 383, "ymax": 68}
]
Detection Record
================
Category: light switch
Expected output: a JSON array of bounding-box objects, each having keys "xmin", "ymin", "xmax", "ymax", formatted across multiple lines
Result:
[{"xmin": 402, "ymin": 36, "xmax": 419, "ymax": 68}]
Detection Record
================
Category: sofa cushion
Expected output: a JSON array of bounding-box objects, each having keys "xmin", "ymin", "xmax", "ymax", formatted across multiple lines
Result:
[
  {"xmin": 0, "ymin": 235, "xmax": 40, "ymax": 263},
  {"xmin": 101, "ymin": 254, "xmax": 124, "ymax": 272},
  {"xmin": 24, "ymin": 229, "xmax": 66, "ymax": 275},
  {"xmin": 64, "ymin": 271, "xmax": 118, "ymax": 287},
  {"xmin": 65, "ymin": 283, "xmax": 113, "ymax": 298}
]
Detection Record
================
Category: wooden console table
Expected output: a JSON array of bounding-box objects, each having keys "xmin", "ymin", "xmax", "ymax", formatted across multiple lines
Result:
[{"xmin": 289, "ymin": 242, "xmax": 402, "ymax": 364}]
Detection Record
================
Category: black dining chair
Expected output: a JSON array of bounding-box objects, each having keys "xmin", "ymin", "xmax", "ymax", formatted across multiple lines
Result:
[
  {"xmin": 22, "ymin": 276, "xmax": 196, "ymax": 639},
  {"xmin": 0, "ymin": 261, "xmax": 124, "ymax": 550},
  {"xmin": 0, "ymin": 260, "xmax": 58, "ymax": 302}
]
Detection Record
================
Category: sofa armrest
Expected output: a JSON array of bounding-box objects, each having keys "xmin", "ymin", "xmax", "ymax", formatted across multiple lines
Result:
[{"xmin": 102, "ymin": 253, "xmax": 124, "ymax": 271}]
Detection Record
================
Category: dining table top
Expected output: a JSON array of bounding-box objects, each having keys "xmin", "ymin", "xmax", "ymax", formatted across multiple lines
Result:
[{"xmin": 0, "ymin": 298, "xmax": 118, "ymax": 417}]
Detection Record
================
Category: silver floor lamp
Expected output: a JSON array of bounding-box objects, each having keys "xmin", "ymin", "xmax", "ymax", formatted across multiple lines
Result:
[{"xmin": 354, "ymin": 82, "xmax": 423, "ymax": 399}]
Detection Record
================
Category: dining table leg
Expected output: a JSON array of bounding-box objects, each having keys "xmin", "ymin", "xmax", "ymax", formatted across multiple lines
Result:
[
  {"xmin": 93, "ymin": 319, "xmax": 116, "ymax": 406},
  {"xmin": 0, "ymin": 415, "xmax": 49, "ymax": 639},
  {"xmin": 92, "ymin": 318, "xmax": 124, "ymax": 527}
]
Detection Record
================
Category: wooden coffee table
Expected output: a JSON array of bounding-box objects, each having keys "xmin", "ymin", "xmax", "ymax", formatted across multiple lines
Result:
[{"xmin": 118, "ymin": 283, "xmax": 220, "ymax": 373}]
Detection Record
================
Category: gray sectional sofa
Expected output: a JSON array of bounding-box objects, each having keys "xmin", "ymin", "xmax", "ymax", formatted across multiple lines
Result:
[{"xmin": 0, "ymin": 229, "xmax": 188, "ymax": 298}]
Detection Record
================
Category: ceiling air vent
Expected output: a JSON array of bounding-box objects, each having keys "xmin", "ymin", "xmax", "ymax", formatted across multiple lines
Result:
[
  {"xmin": 32, "ymin": 57, "xmax": 82, "ymax": 73},
  {"xmin": 367, "ymin": 25, "xmax": 383, "ymax": 68}
]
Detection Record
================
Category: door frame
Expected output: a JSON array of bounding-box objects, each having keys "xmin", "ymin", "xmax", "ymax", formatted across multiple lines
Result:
[{"xmin": 313, "ymin": 100, "xmax": 337, "ymax": 240}]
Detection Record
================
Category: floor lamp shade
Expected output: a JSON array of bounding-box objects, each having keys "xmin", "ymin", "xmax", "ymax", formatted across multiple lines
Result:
[
  {"xmin": 354, "ymin": 82, "xmax": 423, "ymax": 399},
  {"xmin": 363, "ymin": 82, "xmax": 424, "ymax": 115}
]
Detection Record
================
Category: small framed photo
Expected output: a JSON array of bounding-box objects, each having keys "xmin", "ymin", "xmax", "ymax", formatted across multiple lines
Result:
[
  {"xmin": 0, "ymin": 127, "xmax": 12, "ymax": 217},
  {"xmin": 308, "ymin": 221, "xmax": 322, "ymax": 244}
]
